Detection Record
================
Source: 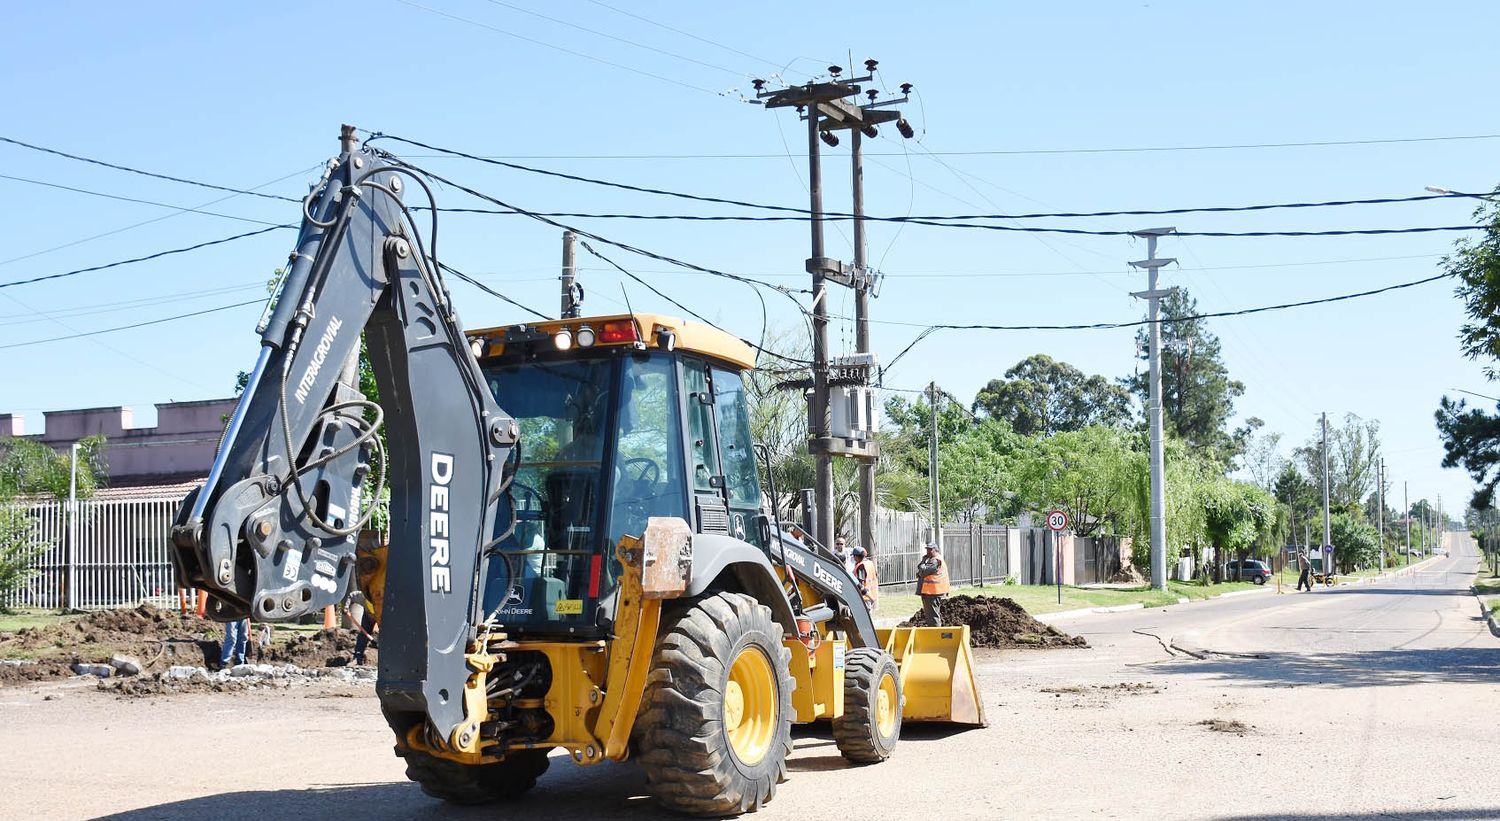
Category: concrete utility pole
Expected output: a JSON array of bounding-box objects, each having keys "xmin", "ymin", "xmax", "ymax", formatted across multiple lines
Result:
[
  {"xmin": 65, "ymin": 442, "xmax": 80, "ymax": 610},
  {"xmin": 1404, "ymin": 481, "xmax": 1411, "ymax": 566},
  {"xmin": 1321, "ymin": 412, "xmax": 1331, "ymax": 563},
  {"xmin": 1130, "ymin": 228, "xmax": 1176, "ymax": 591},
  {"xmin": 928, "ymin": 382, "xmax": 942, "ymax": 549},
  {"xmin": 560, "ymin": 230, "xmax": 580, "ymax": 318},
  {"xmin": 1377, "ymin": 458, "xmax": 1385, "ymax": 571},
  {"xmin": 757, "ymin": 63, "xmax": 913, "ymax": 553}
]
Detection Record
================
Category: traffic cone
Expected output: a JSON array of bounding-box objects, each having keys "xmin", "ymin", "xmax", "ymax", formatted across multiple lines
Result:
[
  {"xmin": 194, "ymin": 590, "xmax": 208, "ymax": 618},
  {"xmin": 323, "ymin": 605, "xmax": 336, "ymax": 629}
]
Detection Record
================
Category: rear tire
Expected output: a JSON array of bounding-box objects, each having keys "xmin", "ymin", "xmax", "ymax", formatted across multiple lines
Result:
[
  {"xmin": 402, "ymin": 748, "xmax": 550, "ymax": 805},
  {"xmin": 833, "ymin": 648, "xmax": 902, "ymax": 764},
  {"xmin": 1254, "ymin": 576, "xmax": 1267, "ymax": 585},
  {"xmin": 635, "ymin": 591, "xmax": 794, "ymax": 816}
]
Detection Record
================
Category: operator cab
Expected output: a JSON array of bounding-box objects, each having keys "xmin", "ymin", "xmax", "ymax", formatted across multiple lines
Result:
[{"xmin": 467, "ymin": 313, "xmax": 762, "ymax": 637}]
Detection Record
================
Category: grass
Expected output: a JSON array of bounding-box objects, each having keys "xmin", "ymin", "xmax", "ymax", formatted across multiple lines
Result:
[
  {"xmin": 1474, "ymin": 567, "xmax": 1500, "ymax": 599},
  {"xmin": 874, "ymin": 578, "xmax": 1265, "ymax": 620},
  {"xmin": 0, "ymin": 609, "xmax": 77, "ymax": 635}
]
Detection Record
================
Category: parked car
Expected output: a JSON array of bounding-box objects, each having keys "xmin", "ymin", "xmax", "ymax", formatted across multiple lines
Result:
[{"xmin": 1225, "ymin": 559, "xmax": 1272, "ymax": 584}]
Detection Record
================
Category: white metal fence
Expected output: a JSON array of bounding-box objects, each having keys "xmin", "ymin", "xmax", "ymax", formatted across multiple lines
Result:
[{"xmin": 3, "ymin": 495, "xmax": 181, "ymax": 610}]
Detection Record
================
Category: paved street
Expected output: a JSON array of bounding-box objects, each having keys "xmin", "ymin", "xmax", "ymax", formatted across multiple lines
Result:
[{"xmin": 2, "ymin": 537, "xmax": 1495, "ymax": 820}]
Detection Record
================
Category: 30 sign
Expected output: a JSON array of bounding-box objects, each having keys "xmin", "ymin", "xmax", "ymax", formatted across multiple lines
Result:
[{"xmin": 1046, "ymin": 509, "xmax": 1069, "ymax": 532}]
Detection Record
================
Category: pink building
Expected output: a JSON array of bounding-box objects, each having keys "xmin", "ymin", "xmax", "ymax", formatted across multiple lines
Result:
[{"xmin": 0, "ymin": 398, "xmax": 236, "ymax": 487}]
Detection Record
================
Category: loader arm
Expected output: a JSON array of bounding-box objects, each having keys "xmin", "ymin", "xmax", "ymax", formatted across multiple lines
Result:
[{"xmin": 170, "ymin": 130, "xmax": 516, "ymax": 745}]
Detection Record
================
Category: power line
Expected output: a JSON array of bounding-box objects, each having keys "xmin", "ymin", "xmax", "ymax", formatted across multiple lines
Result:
[
  {"xmin": 0, "ymin": 164, "xmax": 320, "ymax": 268},
  {"xmin": 392, "ymin": 132, "xmax": 1500, "ymax": 159},
  {"xmin": 0, "ymin": 173, "xmax": 286, "ymax": 226},
  {"xmin": 428, "ymin": 205, "xmax": 1482, "ymax": 237},
  {"xmin": 583, "ymin": 0, "xmax": 785, "ymax": 71},
  {"xmin": 0, "ymin": 135, "xmax": 300, "ymax": 202},
  {"xmin": 0, "ymin": 281, "xmax": 265, "ymax": 326},
  {"xmin": 0, "ymin": 299, "xmax": 264, "ymax": 350},
  {"xmin": 377, "ymin": 152, "xmax": 812, "ymax": 312},
  {"xmin": 878, "ymin": 272, "xmax": 1456, "ymax": 371},
  {"xmin": 576, "ymin": 239, "xmax": 808, "ymax": 367},
  {"xmin": 0, "ymin": 224, "xmax": 292, "ymax": 291},
  {"xmin": 369, "ymin": 131, "xmax": 1490, "ymax": 222},
  {"xmin": 392, "ymin": 0, "xmax": 723, "ymax": 96},
  {"xmin": 479, "ymin": 0, "xmax": 749, "ymax": 77},
  {"xmin": 436, "ymin": 261, "xmax": 550, "ymax": 320}
]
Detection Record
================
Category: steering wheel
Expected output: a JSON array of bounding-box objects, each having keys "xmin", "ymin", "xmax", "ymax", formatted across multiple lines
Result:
[{"xmin": 617, "ymin": 457, "xmax": 660, "ymax": 485}]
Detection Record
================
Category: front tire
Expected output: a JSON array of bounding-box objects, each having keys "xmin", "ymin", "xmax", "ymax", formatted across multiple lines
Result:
[
  {"xmin": 635, "ymin": 592, "xmax": 794, "ymax": 816},
  {"xmin": 402, "ymin": 748, "xmax": 550, "ymax": 805},
  {"xmin": 833, "ymin": 648, "xmax": 902, "ymax": 764}
]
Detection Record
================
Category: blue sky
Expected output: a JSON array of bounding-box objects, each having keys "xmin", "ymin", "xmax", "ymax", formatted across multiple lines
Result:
[{"xmin": 2, "ymin": 1, "xmax": 1496, "ymax": 517}]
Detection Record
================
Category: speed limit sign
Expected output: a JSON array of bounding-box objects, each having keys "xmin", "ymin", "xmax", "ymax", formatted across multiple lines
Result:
[{"xmin": 1046, "ymin": 509, "xmax": 1069, "ymax": 532}]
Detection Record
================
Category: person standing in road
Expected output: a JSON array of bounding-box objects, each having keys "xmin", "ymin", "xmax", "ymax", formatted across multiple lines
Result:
[
  {"xmin": 1295, "ymin": 548, "xmax": 1313, "ymax": 592},
  {"xmin": 851, "ymin": 546, "xmax": 877, "ymax": 607},
  {"xmin": 916, "ymin": 542, "xmax": 950, "ymax": 625},
  {"xmin": 833, "ymin": 536, "xmax": 851, "ymax": 571},
  {"xmin": 219, "ymin": 616, "xmax": 249, "ymax": 669}
]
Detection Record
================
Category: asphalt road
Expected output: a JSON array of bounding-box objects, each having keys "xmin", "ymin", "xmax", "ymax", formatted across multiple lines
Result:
[{"xmin": 3, "ymin": 536, "xmax": 1495, "ymax": 820}]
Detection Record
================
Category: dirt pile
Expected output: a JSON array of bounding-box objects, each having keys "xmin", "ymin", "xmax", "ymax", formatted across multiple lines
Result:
[
  {"xmin": 262, "ymin": 628, "xmax": 370, "ymax": 668},
  {"xmin": 1109, "ymin": 563, "xmax": 1145, "ymax": 584},
  {"xmin": 0, "ymin": 604, "xmax": 375, "ymax": 687},
  {"xmin": 901, "ymin": 595, "xmax": 1087, "ymax": 649}
]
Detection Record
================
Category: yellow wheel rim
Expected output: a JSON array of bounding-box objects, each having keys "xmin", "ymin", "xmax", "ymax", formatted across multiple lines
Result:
[
  {"xmin": 876, "ymin": 671, "xmax": 899, "ymax": 738},
  {"xmin": 724, "ymin": 646, "xmax": 776, "ymax": 765}
]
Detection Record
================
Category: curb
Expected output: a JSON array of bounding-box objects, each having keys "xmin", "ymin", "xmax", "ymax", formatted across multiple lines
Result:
[
  {"xmin": 1036, "ymin": 588, "xmax": 1270, "ymax": 623},
  {"xmin": 1476, "ymin": 596, "xmax": 1500, "ymax": 639}
]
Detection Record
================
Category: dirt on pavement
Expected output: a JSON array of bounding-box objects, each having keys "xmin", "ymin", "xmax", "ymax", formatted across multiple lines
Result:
[
  {"xmin": 901, "ymin": 594, "xmax": 1088, "ymax": 649},
  {"xmin": 0, "ymin": 604, "xmax": 374, "ymax": 687}
]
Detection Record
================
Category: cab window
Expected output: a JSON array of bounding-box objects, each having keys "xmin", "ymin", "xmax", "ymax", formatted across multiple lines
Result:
[
  {"xmin": 711, "ymin": 367, "xmax": 760, "ymax": 511},
  {"xmin": 683, "ymin": 358, "xmax": 718, "ymax": 492}
]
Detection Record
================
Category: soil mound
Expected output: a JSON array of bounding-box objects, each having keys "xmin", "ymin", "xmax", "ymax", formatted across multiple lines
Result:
[
  {"xmin": 1109, "ymin": 564, "xmax": 1145, "ymax": 584},
  {"xmin": 0, "ymin": 604, "xmax": 375, "ymax": 686},
  {"xmin": 262, "ymin": 628, "xmax": 369, "ymax": 668},
  {"xmin": 901, "ymin": 595, "xmax": 1087, "ymax": 649}
]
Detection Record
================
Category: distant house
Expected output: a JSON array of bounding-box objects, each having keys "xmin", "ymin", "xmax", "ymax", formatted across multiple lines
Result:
[{"xmin": 0, "ymin": 398, "xmax": 236, "ymax": 487}]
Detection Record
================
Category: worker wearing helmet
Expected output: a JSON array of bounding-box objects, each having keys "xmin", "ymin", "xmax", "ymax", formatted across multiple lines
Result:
[
  {"xmin": 850, "ymin": 546, "xmax": 877, "ymax": 607},
  {"xmin": 916, "ymin": 542, "xmax": 949, "ymax": 625}
]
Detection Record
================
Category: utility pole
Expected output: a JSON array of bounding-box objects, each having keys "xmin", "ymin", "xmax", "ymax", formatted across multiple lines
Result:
[
  {"xmin": 757, "ymin": 63, "xmax": 913, "ymax": 553},
  {"xmin": 1377, "ymin": 458, "xmax": 1385, "ymax": 571},
  {"xmin": 928, "ymin": 381, "xmax": 942, "ymax": 549},
  {"xmin": 65, "ymin": 442, "xmax": 79, "ymax": 611},
  {"xmin": 1404, "ymin": 481, "xmax": 1411, "ymax": 566},
  {"xmin": 1130, "ymin": 228, "xmax": 1176, "ymax": 591},
  {"xmin": 560, "ymin": 230, "xmax": 580, "ymax": 318},
  {"xmin": 1321, "ymin": 412, "xmax": 1331, "ymax": 568}
]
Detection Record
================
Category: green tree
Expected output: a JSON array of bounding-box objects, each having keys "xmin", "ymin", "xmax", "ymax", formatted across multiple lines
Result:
[
  {"xmin": 972, "ymin": 354, "xmax": 1133, "ymax": 435},
  {"xmin": 1330, "ymin": 512, "xmax": 1380, "ymax": 571},
  {"xmin": 0, "ymin": 436, "xmax": 108, "ymax": 603},
  {"xmin": 1272, "ymin": 462, "xmax": 1320, "ymax": 545},
  {"xmin": 1435, "ymin": 190, "xmax": 1500, "ymax": 507},
  {"xmin": 1125, "ymin": 288, "xmax": 1247, "ymax": 465},
  {"xmin": 1294, "ymin": 413, "xmax": 1381, "ymax": 514}
]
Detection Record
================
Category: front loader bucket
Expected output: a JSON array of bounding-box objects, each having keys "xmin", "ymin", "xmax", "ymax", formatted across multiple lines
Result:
[{"xmin": 877, "ymin": 626, "xmax": 987, "ymax": 726}]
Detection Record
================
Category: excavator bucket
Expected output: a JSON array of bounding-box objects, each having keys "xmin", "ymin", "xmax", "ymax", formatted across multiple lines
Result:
[{"xmin": 877, "ymin": 626, "xmax": 988, "ymax": 726}]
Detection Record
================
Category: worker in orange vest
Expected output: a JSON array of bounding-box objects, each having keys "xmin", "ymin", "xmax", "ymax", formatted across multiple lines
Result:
[
  {"xmin": 851, "ymin": 546, "xmax": 878, "ymax": 607},
  {"xmin": 916, "ymin": 542, "xmax": 950, "ymax": 625}
]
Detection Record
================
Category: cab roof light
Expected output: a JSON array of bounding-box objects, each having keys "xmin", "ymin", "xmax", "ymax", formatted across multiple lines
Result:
[{"xmin": 599, "ymin": 319, "xmax": 639, "ymax": 344}]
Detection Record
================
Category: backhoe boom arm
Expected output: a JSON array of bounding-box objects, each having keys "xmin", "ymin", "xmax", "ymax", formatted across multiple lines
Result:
[{"xmin": 170, "ymin": 132, "xmax": 516, "ymax": 743}]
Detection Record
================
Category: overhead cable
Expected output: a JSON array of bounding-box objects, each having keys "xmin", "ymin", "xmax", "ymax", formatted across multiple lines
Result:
[
  {"xmin": 0, "ymin": 173, "xmax": 287, "ymax": 226},
  {"xmin": 437, "ymin": 261, "xmax": 551, "ymax": 320},
  {"xmin": 0, "ymin": 225, "xmax": 292, "ymax": 291},
  {"xmin": 0, "ymin": 135, "xmax": 300, "ymax": 202},
  {"xmin": 0, "ymin": 299, "xmax": 264, "ymax": 350},
  {"xmin": 879, "ymin": 272, "xmax": 1456, "ymax": 373},
  {"xmin": 392, "ymin": 132, "xmax": 1500, "ymax": 159}
]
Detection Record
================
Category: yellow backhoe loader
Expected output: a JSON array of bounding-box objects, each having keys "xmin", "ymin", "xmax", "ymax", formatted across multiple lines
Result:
[{"xmin": 171, "ymin": 126, "xmax": 984, "ymax": 816}]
